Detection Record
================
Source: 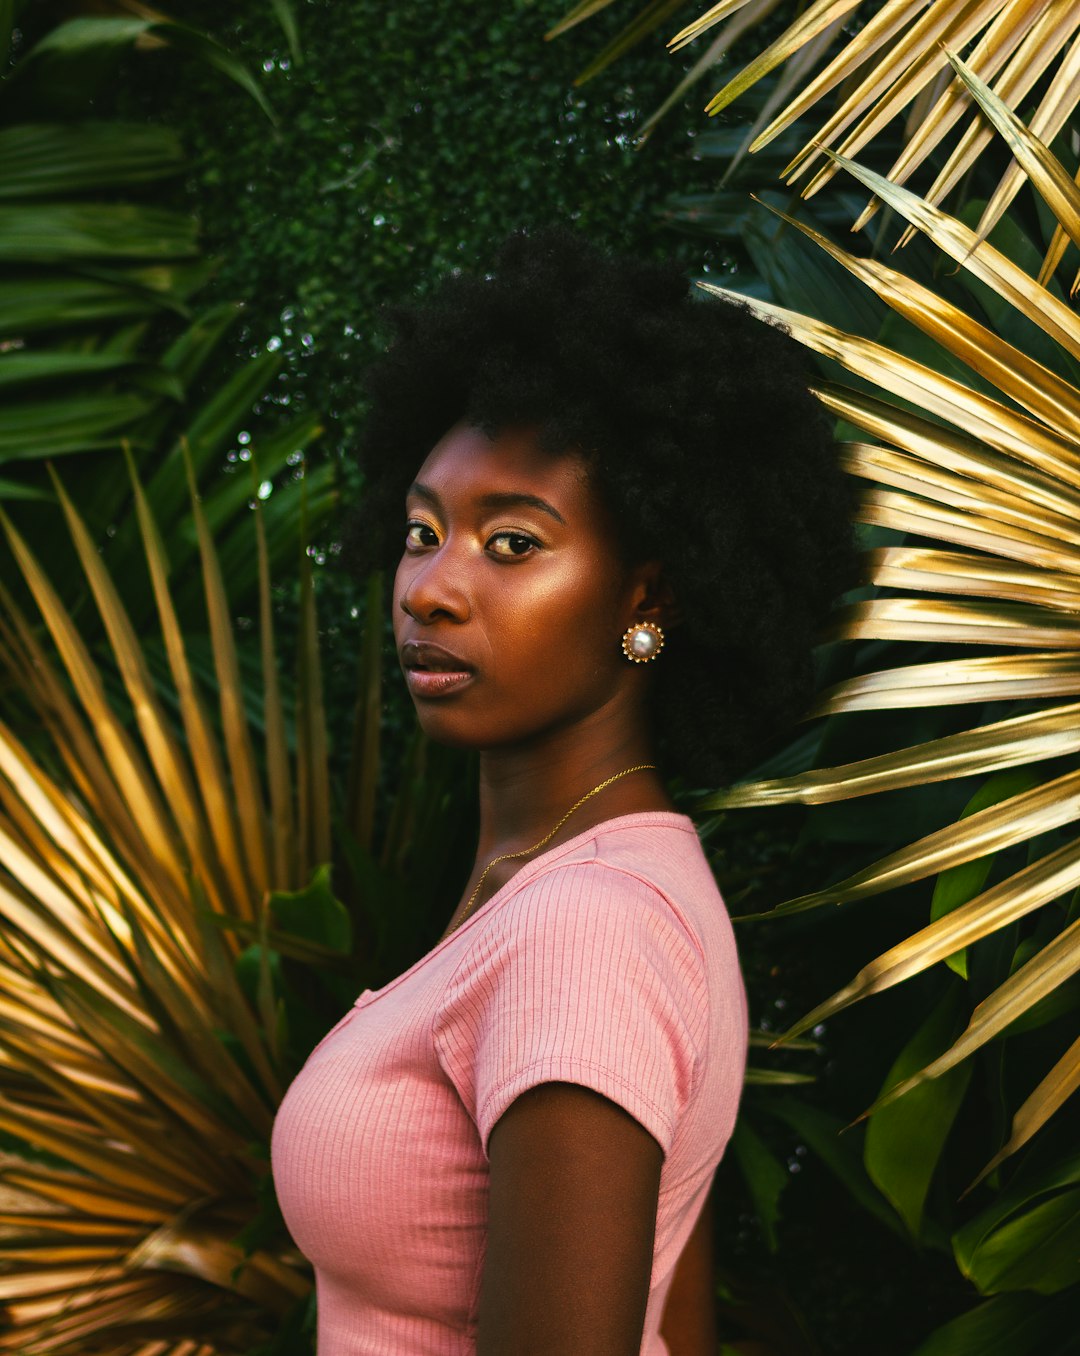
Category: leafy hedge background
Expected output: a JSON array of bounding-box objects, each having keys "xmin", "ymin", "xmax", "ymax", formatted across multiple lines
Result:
[{"xmin": 4, "ymin": 0, "xmax": 1073, "ymax": 1350}]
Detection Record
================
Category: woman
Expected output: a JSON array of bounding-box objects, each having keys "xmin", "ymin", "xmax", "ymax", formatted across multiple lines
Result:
[{"xmin": 271, "ymin": 229, "xmax": 856, "ymax": 1354}]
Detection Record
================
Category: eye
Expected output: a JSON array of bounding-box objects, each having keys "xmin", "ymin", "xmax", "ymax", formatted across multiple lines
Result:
[
  {"xmin": 487, "ymin": 531, "xmax": 540, "ymax": 559},
  {"xmin": 405, "ymin": 520, "xmax": 439, "ymax": 550}
]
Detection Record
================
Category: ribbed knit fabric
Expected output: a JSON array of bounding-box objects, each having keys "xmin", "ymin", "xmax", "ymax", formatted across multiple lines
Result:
[{"xmin": 271, "ymin": 811, "xmax": 747, "ymax": 1355}]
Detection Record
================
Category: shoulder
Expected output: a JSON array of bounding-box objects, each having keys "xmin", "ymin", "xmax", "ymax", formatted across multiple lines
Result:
[
  {"xmin": 498, "ymin": 812, "xmax": 717, "ymax": 958},
  {"xmin": 476, "ymin": 850, "xmax": 706, "ymax": 984},
  {"xmin": 442, "ymin": 829, "xmax": 712, "ymax": 1049}
]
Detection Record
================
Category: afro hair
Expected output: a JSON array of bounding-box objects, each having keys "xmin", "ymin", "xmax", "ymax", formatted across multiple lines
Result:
[{"xmin": 347, "ymin": 227, "xmax": 858, "ymax": 786}]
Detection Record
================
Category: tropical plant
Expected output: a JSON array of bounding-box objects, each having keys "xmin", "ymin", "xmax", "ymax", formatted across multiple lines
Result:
[
  {"xmin": 0, "ymin": 0, "xmax": 327, "ymax": 620},
  {"xmin": 0, "ymin": 433, "xmax": 473, "ymax": 1351},
  {"xmin": 693, "ymin": 55, "xmax": 1080, "ymax": 1344},
  {"xmin": 550, "ymin": 0, "xmax": 1080, "ymax": 250}
]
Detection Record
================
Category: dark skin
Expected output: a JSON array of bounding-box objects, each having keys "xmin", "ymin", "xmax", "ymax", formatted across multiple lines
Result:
[{"xmin": 394, "ymin": 423, "xmax": 717, "ymax": 1355}]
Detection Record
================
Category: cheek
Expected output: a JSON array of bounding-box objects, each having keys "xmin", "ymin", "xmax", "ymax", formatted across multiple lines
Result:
[{"xmin": 483, "ymin": 559, "xmax": 626, "ymax": 685}]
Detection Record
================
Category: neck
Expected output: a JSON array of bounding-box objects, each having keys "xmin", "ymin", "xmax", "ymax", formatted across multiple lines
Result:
[{"xmin": 473, "ymin": 702, "xmax": 670, "ymax": 861}]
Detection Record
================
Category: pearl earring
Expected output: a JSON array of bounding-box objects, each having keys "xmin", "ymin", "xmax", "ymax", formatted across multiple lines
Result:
[{"xmin": 621, "ymin": 621, "xmax": 665, "ymax": 664}]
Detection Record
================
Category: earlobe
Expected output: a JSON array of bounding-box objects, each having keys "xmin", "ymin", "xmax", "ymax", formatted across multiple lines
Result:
[{"xmin": 628, "ymin": 562, "xmax": 678, "ymax": 632}]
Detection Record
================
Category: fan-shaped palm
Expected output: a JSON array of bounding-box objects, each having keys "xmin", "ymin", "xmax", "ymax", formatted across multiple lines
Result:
[
  {"xmin": 0, "ymin": 449, "xmax": 327, "ymax": 1351},
  {"xmin": 550, "ymin": 0, "xmax": 1080, "ymax": 254},
  {"xmin": 699, "ymin": 55, "xmax": 1080, "ymax": 1183}
]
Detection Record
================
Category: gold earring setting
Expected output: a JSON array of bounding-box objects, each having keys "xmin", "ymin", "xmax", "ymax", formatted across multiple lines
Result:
[{"xmin": 621, "ymin": 621, "xmax": 665, "ymax": 663}]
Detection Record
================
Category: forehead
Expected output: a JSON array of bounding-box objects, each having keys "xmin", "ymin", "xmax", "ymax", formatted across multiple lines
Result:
[{"xmin": 411, "ymin": 424, "xmax": 592, "ymax": 512}]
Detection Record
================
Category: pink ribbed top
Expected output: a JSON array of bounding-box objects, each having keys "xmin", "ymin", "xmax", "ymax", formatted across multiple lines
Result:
[{"xmin": 271, "ymin": 812, "xmax": 747, "ymax": 1355}]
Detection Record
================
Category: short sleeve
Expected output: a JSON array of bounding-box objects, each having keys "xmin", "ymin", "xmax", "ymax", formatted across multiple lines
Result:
[{"xmin": 432, "ymin": 861, "xmax": 709, "ymax": 1158}]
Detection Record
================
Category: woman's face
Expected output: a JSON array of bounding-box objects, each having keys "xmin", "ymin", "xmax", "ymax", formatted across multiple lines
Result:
[{"xmin": 393, "ymin": 423, "xmax": 648, "ymax": 752}]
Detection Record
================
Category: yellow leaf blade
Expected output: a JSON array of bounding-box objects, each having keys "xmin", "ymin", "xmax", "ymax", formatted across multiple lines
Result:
[
  {"xmin": 972, "ymin": 1032, "xmax": 1080, "ymax": 1183},
  {"xmin": 821, "ymin": 150, "xmax": 1080, "ymax": 362},
  {"xmin": 872, "ymin": 915, "xmax": 1080, "ymax": 1109},
  {"xmin": 726, "ymin": 765, "xmax": 1080, "ymax": 911},
  {"xmin": 698, "ymin": 280, "xmax": 1080, "ymax": 486},
  {"xmin": 945, "ymin": 46, "xmax": 1080, "ymax": 251},
  {"xmin": 784, "ymin": 834, "xmax": 1080, "ymax": 1039},
  {"xmin": 127, "ymin": 447, "xmax": 256, "ymax": 916},
  {"xmin": 708, "ymin": 701, "xmax": 1080, "ymax": 808},
  {"xmin": 812, "ymin": 652, "xmax": 1080, "ymax": 714}
]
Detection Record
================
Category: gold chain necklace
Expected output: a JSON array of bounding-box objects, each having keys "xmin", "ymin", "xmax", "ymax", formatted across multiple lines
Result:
[{"xmin": 452, "ymin": 763, "xmax": 657, "ymax": 933}]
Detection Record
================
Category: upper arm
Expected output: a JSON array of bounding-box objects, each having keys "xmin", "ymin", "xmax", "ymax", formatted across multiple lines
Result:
[
  {"xmin": 659, "ymin": 1190, "xmax": 717, "ymax": 1356},
  {"xmin": 478, "ymin": 1081, "xmax": 664, "ymax": 1356}
]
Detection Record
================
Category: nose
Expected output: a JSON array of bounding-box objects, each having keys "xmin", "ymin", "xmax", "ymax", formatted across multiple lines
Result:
[{"xmin": 396, "ymin": 545, "xmax": 471, "ymax": 625}]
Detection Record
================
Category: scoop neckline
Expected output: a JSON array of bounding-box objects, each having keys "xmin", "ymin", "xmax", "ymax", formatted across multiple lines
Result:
[{"xmin": 355, "ymin": 810, "xmax": 696, "ymax": 1007}]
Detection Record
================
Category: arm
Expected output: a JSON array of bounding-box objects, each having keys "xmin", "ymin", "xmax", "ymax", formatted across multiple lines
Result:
[
  {"xmin": 659, "ymin": 1190, "xmax": 718, "ymax": 1356},
  {"xmin": 478, "ymin": 1081, "xmax": 664, "ymax": 1356}
]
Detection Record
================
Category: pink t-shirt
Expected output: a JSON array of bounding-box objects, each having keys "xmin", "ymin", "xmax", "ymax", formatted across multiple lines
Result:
[{"xmin": 271, "ymin": 811, "xmax": 747, "ymax": 1355}]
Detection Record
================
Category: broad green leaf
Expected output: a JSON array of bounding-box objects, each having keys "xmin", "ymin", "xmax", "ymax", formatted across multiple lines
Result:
[
  {"xmin": 4, "ymin": 17, "xmax": 273, "ymax": 122},
  {"xmin": 0, "ymin": 351, "xmax": 173, "ymax": 390},
  {"xmin": 144, "ymin": 351, "xmax": 284, "ymax": 523},
  {"xmin": 865, "ymin": 914, "xmax": 1080, "ymax": 1115},
  {"xmin": 864, "ymin": 988, "xmax": 972, "ymax": 1237},
  {"xmin": 728, "ymin": 1118, "xmax": 789, "ymax": 1251},
  {"xmin": 268, "ymin": 865, "xmax": 351, "ymax": 955},
  {"xmin": 910, "ymin": 1292, "xmax": 1080, "ymax": 1355},
  {"xmin": 0, "ymin": 267, "xmax": 205, "ymax": 337},
  {"xmin": 954, "ymin": 1146, "xmax": 1080, "ymax": 1274},
  {"xmin": 963, "ymin": 1186, "xmax": 1080, "ymax": 1294},
  {"xmin": 762, "ymin": 1092, "xmax": 903, "ymax": 1235},
  {"xmin": 0, "ymin": 478, "xmax": 50, "ymax": 502}
]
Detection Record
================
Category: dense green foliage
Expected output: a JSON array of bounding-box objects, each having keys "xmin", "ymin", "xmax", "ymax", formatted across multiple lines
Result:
[
  {"xmin": 0, "ymin": 2, "xmax": 331, "ymax": 634},
  {"xmin": 116, "ymin": 1, "xmax": 725, "ymax": 492}
]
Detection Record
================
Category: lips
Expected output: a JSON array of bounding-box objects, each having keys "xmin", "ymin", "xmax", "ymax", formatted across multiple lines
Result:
[
  {"xmin": 400, "ymin": 640, "xmax": 474, "ymax": 674},
  {"xmin": 399, "ymin": 639, "xmax": 476, "ymax": 698}
]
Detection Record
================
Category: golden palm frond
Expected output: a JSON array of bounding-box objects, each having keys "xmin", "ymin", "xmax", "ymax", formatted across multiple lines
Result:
[
  {"xmin": 0, "ymin": 453, "xmax": 333, "ymax": 1350},
  {"xmin": 700, "ymin": 63, "xmax": 1080, "ymax": 1174},
  {"xmin": 672, "ymin": 0, "xmax": 1080, "ymax": 243},
  {"xmin": 551, "ymin": 0, "xmax": 1080, "ymax": 253}
]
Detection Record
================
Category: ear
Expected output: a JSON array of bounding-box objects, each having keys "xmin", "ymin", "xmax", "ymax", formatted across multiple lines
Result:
[{"xmin": 626, "ymin": 561, "xmax": 679, "ymax": 630}]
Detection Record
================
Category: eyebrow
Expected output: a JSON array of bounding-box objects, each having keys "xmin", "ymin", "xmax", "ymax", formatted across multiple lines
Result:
[{"xmin": 407, "ymin": 481, "xmax": 567, "ymax": 526}]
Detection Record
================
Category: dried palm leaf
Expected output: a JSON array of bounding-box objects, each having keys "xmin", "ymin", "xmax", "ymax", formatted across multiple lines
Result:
[
  {"xmin": 702, "ymin": 93, "xmax": 1080, "ymax": 1173},
  {"xmin": 552, "ymin": 0, "xmax": 1080, "ymax": 261},
  {"xmin": 0, "ymin": 455, "xmax": 329, "ymax": 1350}
]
